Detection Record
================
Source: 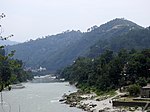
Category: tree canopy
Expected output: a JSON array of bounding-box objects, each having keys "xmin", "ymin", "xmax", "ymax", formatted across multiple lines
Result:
[{"xmin": 59, "ymin": 49, "xmax": 150, "ymax": 93}]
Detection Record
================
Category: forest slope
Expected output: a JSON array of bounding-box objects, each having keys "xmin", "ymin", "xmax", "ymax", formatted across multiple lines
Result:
[{"xmin": 7, "ymin": 18, "xmax": 143, "ymax": 72}]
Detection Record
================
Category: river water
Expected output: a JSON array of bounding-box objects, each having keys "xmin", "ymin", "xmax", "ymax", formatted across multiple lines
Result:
[{"xmin": 0, "ymin": 82, "xmax": 83, "ymax": 112}]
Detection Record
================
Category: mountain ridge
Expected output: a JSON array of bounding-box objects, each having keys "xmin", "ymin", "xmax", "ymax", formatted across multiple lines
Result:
[{"xmin": 7, "ymin": 18, "xmax": 144, "ymax": 72}]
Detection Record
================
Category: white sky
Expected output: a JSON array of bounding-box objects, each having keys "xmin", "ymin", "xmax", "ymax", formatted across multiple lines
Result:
[{"xmin": 0, "ymin": 0, "xmax": 150, "ymax": 42}]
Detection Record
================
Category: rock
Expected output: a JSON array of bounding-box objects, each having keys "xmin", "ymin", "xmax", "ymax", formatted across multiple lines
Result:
[
  {"xmin": 104, "ymin": 107, "xmax": 110, "ymax": 110},
  {"xmin": 90, "ymin": 109, "xmax": 96, "ymax": 112},
  {"xmin": 89, "ymin": 104, "xmax": 97, "ymax": 108},
  {"xmin": 59, "ymin": 99, "xmax": 66, "ymax": 102},
  {"xmin": 99, "ymin": 109, "xmax": 105, "ymax": 112}
]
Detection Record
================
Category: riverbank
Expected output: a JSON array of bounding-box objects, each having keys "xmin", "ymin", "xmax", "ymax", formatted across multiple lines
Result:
[
  {"xmin": 59, "ymin": 90, "xmax": 143, "ymax": 112},
  {"xmin": 59, "ymin": 90, "xmax": 117, "ymax": 112}
]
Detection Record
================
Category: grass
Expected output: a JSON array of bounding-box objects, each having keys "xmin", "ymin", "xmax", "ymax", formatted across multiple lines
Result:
[
  {"xmin": 78, "ymin": 84, "xmax": 117, "ymax": 96},
  {"xmin": 95, "ymin": 89, "xmax": 117, "ymax": 97}
]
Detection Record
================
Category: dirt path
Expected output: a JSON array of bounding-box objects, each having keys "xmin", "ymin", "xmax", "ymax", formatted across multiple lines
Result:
[{"xmin": 81, "ymin": 90, "xmax": 126, "ymax": 112}]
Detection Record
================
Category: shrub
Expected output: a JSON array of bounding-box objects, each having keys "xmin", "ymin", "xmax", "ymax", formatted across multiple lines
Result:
[{"xmin": 127, "ymin": 84, "xmax": 140, "ymax": 96}]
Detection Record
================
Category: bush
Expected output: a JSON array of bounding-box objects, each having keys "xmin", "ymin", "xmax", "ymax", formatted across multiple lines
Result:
[
  {"xmin": 127, "ymin": 84, "xmax": 140, "ymax": 96},
  {"xmin": 137, "ymin": 77, "xmax": 147, "ymax": 87}
]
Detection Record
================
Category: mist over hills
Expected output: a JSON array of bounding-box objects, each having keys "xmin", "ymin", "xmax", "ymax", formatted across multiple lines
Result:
[
  {"xmin": 7, "ymin": 18, "xmax": 147, "ymax": 72},
  {"xmin": 0, "ymin": 39, "xmax": 19, "ymax": 46}
]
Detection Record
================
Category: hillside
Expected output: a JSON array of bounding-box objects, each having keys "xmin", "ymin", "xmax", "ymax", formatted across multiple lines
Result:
[
  {"xmin": 7, "ymin": 18, "xmax": 143, "ymax": 72},
  {"xmin": 88, "ymin": 27, "xmax": 150, "ymax": 57},
  {"xmin": 7, "ymin": 30, "xmax": 83, "ymax": 72},
  {"xmin": 59, "ymin": 49, "xmax": 150, "ymax": 92}
]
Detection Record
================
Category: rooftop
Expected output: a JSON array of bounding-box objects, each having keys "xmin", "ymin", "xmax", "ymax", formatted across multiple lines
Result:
[{"xmin": 142, "ymin": 84, "xmax": 150, "ymax": 89}]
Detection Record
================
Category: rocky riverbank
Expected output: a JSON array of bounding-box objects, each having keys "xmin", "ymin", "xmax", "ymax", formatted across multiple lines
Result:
[
  {"xmin": 59, "ymin": 90, "xmax": 96, "ymax": 111},
  {"xmin": 59, "ymin": 90, "xmax": 119, "ymax": 112},
  {"xmin": 59, "ymin": 90, "xmax": 144, "ymax": 112}
]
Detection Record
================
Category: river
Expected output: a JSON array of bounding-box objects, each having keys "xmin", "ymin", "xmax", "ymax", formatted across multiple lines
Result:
[{"xmin": 0, "ymin": 82, "xmax": 83, "ymax": 112}]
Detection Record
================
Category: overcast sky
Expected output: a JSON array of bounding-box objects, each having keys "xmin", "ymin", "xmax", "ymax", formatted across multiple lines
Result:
[{"xmin": 1, "ymin": 0, "xmax": 150, "ymax": 42}]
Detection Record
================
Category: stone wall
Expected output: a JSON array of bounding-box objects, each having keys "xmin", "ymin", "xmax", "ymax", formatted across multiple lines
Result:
[{"xmin": 112, "ymin": 101, "xmax": 149, "ymax": 107}]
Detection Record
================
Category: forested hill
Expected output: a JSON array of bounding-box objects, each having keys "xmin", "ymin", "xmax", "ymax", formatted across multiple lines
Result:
[
  {"xmin": 88, "ymin": 27, "xmax": 150, "ymax": 57},
  {"xmin": 7, "ymin": 18, "xmax": 143, "ymax": 72},
  {"xmin": 59, "ymin": 49, "xmax": 150, "ymax": 93},
  {"xmin": 7, "ymin": 30, "xmax": 83, "ymax": 72}
]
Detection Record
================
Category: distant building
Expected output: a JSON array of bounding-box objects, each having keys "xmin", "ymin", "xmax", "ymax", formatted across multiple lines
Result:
[
  {"xmin": 38, "ymin": 66, "xmax": 46, "ymax": 71},
  {"xmin": 141, "ymin": 84, "xmax": 150, "ymax": 98}
]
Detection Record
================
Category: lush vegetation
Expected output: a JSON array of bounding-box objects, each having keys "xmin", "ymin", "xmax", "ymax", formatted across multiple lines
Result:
[
  {"xmin": 7, "ymin": 18, "xmax": 142, "ymax": 72},
  {"xmin": 59, "ymin": 49, "xmax": 150, "ymax": 94},
  {"xmin": 88, "ymin": 27, "xmax": 150, "ymax": 57},
  {"xmin": 127, "ymin": 84, "xmax": 140, "ymax": 96},
  {"xmin": 0, "ymin": 47, "xmax": 33, "ymax": 91}
]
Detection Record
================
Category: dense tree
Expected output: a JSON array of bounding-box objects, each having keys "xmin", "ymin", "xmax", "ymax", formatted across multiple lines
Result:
[
  {"xmin": 60, "ymin": 49, "xmax": 150, "ymax": 93},
  {"xmin": 88, "ymin": 28, "xmax": 150, "ymax": 58}
]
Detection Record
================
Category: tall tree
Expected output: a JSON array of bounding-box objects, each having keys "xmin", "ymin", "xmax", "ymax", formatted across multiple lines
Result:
[{"xmin": 0, "ymin": 13, "xmax": 15, "ymax": 104}]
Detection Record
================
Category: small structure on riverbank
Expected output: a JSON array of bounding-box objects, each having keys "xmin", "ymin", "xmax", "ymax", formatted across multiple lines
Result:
[
  {"xmin": 112, "ymin": 85, "xmax": 150, "ymax": 111},
  {"xmin": 141, "ymin": 84, "xmax": 150, "ymax": 98}
]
